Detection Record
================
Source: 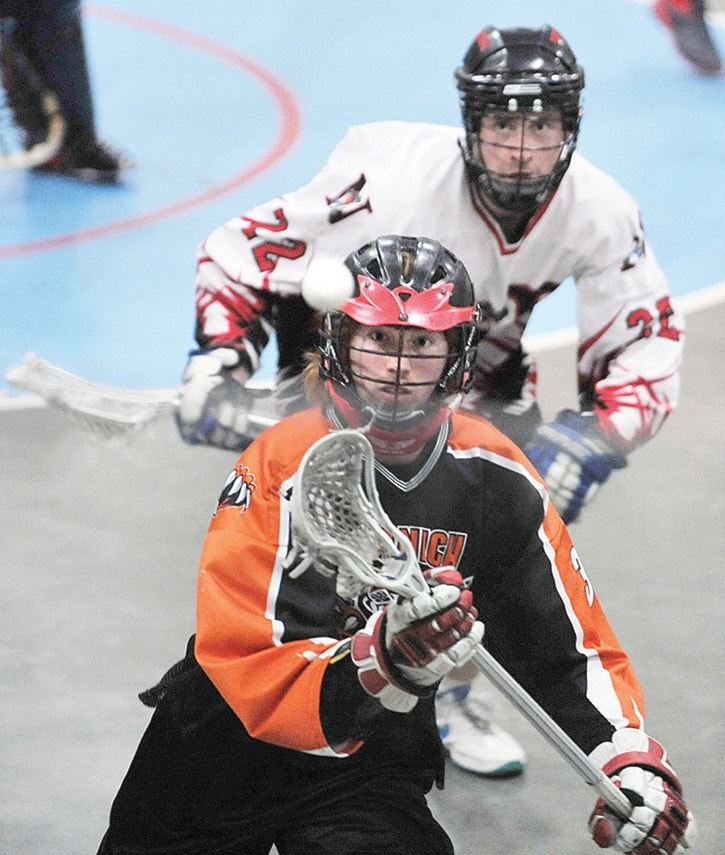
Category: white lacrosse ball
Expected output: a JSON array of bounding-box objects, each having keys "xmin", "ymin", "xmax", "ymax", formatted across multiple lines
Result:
[{"xmin": 301, "ymin": 257, "xmax": 356, "ymax": 312}]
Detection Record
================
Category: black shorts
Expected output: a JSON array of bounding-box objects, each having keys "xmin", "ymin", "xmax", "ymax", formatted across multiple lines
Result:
[{"xmin": 98, "ymin": 655, "xmax": 452, "ymax": 855}]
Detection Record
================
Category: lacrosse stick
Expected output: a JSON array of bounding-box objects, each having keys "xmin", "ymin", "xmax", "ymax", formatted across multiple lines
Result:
[
  {"xmin": 4, "ymin": 353, "xmax": 284, "ymax": 443},
  {"xmin": 0, "ymin": 30, "xmax": 65, "ymax": 170},
  {"xmin": 285, "ymin": 428, "xmax": 632, "ymax": 819}
]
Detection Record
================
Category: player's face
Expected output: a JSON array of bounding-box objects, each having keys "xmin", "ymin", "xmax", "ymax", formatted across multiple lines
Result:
[
  {"xmin": 475, "ymin": 109, "xmax": 566, "ymax": 184},
  {"xmin": 349, "ymin": 325, "xmax": 449, "ymax": 416}
]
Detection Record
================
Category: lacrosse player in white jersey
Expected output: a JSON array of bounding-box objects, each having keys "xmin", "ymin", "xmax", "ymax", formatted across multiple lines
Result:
[{"xmin": 175, "ymin": 25, "xmax": 684, "ymax": 779}]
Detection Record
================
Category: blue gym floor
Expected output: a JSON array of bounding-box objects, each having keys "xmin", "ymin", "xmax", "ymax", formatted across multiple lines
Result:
[{"xmin": 1, "ymin": 0, "xmax": 723, "ymax": 391}]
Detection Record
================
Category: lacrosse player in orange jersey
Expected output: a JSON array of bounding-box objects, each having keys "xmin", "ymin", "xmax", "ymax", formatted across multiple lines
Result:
[{"xmin": 99, "ymin": 236, "xmax": 696, "ymax": 855}]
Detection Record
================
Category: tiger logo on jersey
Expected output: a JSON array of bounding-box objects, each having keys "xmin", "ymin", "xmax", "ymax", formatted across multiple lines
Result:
[{"xmin": 215, "ymin": 463, "xmax": 256, "ymax": 513}]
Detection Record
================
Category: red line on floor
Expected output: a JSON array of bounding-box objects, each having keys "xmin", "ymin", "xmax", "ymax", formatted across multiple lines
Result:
[{"xmin": 0, "ymin": 4, "xmax": 301, "ymax": 260}]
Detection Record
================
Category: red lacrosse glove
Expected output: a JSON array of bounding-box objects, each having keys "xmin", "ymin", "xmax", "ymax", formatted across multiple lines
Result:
[
  {"xmin": 588, "ymin": 728, "xmax": 697, "ymax": 854},
  {"xmin": 351, "ymin": 567, "xmax": 483, "ymax": 713}
]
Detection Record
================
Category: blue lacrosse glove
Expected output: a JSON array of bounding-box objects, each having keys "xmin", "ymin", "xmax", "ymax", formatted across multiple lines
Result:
[
  {"xmin": 523, "ymin": 409, "xmax": 627, "ymax": 524},
  {"xmin": 175, "ymin": 348, "xmax": 256, "ymax": 451}
]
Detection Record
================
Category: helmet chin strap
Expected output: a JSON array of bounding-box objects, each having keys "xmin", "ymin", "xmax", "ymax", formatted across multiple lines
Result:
[
  {"xmin": 327, "ymin": 383, "xmax": 462, "ymax": 459},
  {"xmin": 475, "ymin": 175, "xmax": 541, "ymax": 216},
  {"xmin": 459, "ymin": 135, "xmax": 572, "ymax": 217},
  {"xmin": 464, "ymin": 152, "xmax": 546, "ymax": 216}
]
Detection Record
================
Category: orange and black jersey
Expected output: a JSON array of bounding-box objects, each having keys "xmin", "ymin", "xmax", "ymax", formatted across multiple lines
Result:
[{"xmin": 196, "ymin": 406, "xmax": 645, "ymax": 765}]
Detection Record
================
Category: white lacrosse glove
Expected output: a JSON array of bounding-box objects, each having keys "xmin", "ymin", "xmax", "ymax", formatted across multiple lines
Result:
[
  {"xmin": 523, "ymin": 409, "xmax": 627, "ymax": 524},
  {"xmin": 351, "ymin": 568, "xmax": 483, "ymax": 713},
  {"xmin": 588, "ymin": 728, "xmax": 697, "ymax": 854},
  {"xmin": 176, "ymin": 348, "xmax": 256, "ymax": 451}
]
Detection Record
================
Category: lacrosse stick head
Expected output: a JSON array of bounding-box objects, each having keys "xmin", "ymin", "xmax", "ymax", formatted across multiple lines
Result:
[
  {"xmin": 4, "ymin": 353, "xmax": 179, "ymax": 442},
  {"xmin": 286, "ymin": 428, "xmax": 428, "ymax": 601},
  {"xmin": 5, "ymin": 353, "xmax": 289, "ymax": 445}
]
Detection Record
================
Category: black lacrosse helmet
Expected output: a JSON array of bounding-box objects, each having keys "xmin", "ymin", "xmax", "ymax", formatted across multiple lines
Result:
[{"xmin": 455, "ymin": 24, "xmax": 585, "ymax": 214}]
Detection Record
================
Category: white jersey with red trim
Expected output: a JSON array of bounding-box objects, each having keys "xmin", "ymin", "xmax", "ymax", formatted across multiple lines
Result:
[{"xmin": 196, "ymin": 121, "xmax": 683, "ymax": 451}]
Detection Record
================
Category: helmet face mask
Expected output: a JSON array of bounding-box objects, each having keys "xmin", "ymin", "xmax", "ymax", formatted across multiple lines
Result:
[
  {"xmin": 324, "ymin": 316, "xmax": 475, "ymax": 421},
  {"xmin": 318, "ymin": 236, "xmax": 480, "ymax": 456},
  {"xmin": 455, "ymin": 25, "xmax": 585, "ymax": 214}
]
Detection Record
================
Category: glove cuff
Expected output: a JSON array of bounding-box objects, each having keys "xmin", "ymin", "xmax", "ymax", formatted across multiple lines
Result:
[
  {"xmin": 351, "ymin": 612, "xmax": 433, "ymax": 713},
  {"xmin": 600, "ymin": 738, "xmax": 683, "ymax": 796},
  {"xmin": 552, "ymin": 410, "xmax": 627, "ymax": 466}
]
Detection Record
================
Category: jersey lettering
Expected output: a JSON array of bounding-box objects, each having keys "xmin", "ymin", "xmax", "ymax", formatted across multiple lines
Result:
[
  {"xmin": 241, "ymin": 207, "xmax": 289, "ymax": 238},
  {"xmin": 626, "ymin": 296, "xmax": 682, "ymax": 342},
  {"xmin": 251, "ymin": 239, "xmax": 307, "ymax": 273},
  {"xmin": 485, "ymin": 281, "xmax": 560, "ymax": 331},
  {"xmin": 240, "ymin": 207, "xmax": 307, "ymax": 274},
  {"xmin": 399, "ymin": 527, "xmax": 468, "ymax": 569},
  {"xmin": 654, "ymin": 295, "xmax": 682, "ymax": 341}
]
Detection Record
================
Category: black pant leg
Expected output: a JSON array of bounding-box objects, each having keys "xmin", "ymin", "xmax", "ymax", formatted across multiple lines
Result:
[
  {"xmin": 98, "ymin": 664, "xmax": 281, "ymax": 854},
  {"xmin": 275, "ymin": 765, "xmax": 453, "ymax": 855},
  {"xmin": 99, "ymin": 659, "xmax": 449, "ymax": 855}
]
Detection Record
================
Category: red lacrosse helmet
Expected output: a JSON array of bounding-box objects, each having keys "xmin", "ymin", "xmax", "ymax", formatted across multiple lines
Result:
[{"xmin": 318, "ymin": 235, "xmax": 480, "ymax": 457}]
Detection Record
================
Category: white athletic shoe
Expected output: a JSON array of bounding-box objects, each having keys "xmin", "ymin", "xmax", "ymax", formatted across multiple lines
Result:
[{"xmin": 436, "ymin": 677, "xmax": 526, "ymax": 777}]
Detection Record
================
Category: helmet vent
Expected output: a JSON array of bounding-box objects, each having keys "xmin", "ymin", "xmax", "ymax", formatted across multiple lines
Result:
[
  {"xmin": 367, "ymin": 259, "xmax": 382, "ymax": 279},
  {"xmin": 503, "ymin": 83, "xmax": 543, "ymax": 96},
  {"xmin": 401, "ymin": 248, "xmax": 414, "ymax": 281}
]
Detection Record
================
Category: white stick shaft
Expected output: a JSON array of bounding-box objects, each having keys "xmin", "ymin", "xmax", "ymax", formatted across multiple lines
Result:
[
  {"xmin": 470, "ymin": 644, "xmax": 632, "ymax": 818},
  {"xmin": 4, "ymin": 355, "xmax": 281, "ymax": 432},
  {"xmin": 286, "ymin": 428, "xmax": 633, "ymax": 821},
  {"xmin": 26, "ymin": 395, "xmax": 277, "ymax": 431}
]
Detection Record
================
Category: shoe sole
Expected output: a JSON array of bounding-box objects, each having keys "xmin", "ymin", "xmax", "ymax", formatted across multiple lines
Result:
[{"xmin": 447, "ymin": 754, "xmax": 526, "ymax": 778}]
